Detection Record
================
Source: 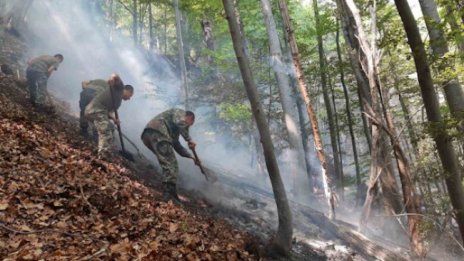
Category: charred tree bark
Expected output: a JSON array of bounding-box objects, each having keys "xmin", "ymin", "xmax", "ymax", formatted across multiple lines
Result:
[
  {"xmin": 260, "ymin": 0, "xmax": 311, "ymax": 198},
  {"xmin": 222, "ymin": 0, "xmax": 293, "ymax": 255},
  {"xmin": 174, "ymin": 0, "xmax": 189, "ymax": 109},
  {"xmin": 336, "ymin": 21, "xmax": 361, "ymax": 201},
  {"xmin": 278, "ymin": 0, "xmax": 336, "ymax": 218},
  {"xmin": 313, "ymin": 0, "xmax": 343, "ymax": 195},
  {"xmin": 394, "ymin": 0, "xmax": 464, "ymax": 244}
]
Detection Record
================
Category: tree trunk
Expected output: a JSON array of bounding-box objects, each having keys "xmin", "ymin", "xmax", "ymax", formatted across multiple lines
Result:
[
  {"xmin": 260, "ymin": 0, "xmax": 310, "ymax": 198},
  {"xmin": 222, "ymin": 0, "xmax": 293, "ymax": 255},
  {"xmin": 106, "ymin": 0, "xmax": 114, "ymax": 42},
  {"xmin": 278, "ymin": 0, "xmax": 336, "ymax": 219},
  {"xmin": 132, "ymin": 0, "xmax": 137, "ymax": 44},
  {"xmin": 336, "ymin": 21, "xmax": 361, "ymax": 202},
  {"xmin": 164, "ymin": 3, "xmax": 168, "ymax": 54},
  {"xmin": 173, "ymin": 0, "xmax": 189, "ymax": 109},
  {"xmin": 394, "ymin": 0, "xmax": 464, "ymax": 244},
  {"xmin": 418, "ymin": 0, "xmax": 464, "ymax": 126},
  {"xmin": 377, "ymin": 79, "xmax": 426, "ymax": 256},
  {"xmin": 338, "ymin": 0, "xmax": 403, "ymax": 229},
  {"xmin": 5, "ymin": 0, "xmax": 33, "ymax": 32},
  {"xmin": 444, "ymin": 6, "xmax": 464, "ymax": 57},
  {"xmin": 149, "ymin": 3, "xmax": 154, "ymax": 50},
  {"xmin": 313, "ymin": 0, "xmax": 343, "ymax": 195}
]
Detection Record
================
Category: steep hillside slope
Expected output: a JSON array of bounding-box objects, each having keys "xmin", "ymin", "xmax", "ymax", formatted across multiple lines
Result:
[{"xmin": 0, "ymin": 31, "xmax": 260, "ymax": 260}]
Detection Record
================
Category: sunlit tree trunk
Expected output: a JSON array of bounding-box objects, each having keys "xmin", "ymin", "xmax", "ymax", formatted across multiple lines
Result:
[
  {"xmin": 313, "ymin": 0, "xmax": 343, "ymax": 196},
  {"xmin": 260, "ymin": 0, "xmax": 311, "ymax": 198},
  {"xmin": 222, "ymin": 0, "xmax": 293, "ymax": 255},
  {"xmin": 394, "ymin": 0, "xmax": 464, "ymax": 244},
  {"xmin": 278, "ymin": 0, "xmax": 336, "ymax": 218},
  {"xmin": 174, "ymin": 0, "xmax": 189, "ymax": 109},
  {"xmin": 336, "ymin": 21, "xmax": 361, "ymax": 201}
]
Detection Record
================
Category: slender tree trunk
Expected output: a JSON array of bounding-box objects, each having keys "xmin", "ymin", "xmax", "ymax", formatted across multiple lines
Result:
[
  {"xmin": 106, "ymin": 0, "xmax": 114, "ymax": 42},
  {"xmin": 173, "ymin": 0, "xmax": 189, "ymax": 109},
  {"xmin": 418, "ymin": 0, "xmax": 464, "ymax": 125},
  {"xmin": 329, "ymin": 72, "xmax": 345, "ymax": 200},
  {"xmin": 260, "ymin": 0, "xmax": 311, "ymax": 198},
  {"xmin": 132, "ymin": 0, "xmax": 137, "ymax": 44},
  {"xmin": 336, "ymin": 21, "xmax": 361, "ymax": 201},
  {"xmin": 338, "ymin": 0, "xmax": 403, "ymax": 227},
  {"xmin": 377, "ymin": 78, "xmax": 426, "ymax": 256},
  {"xmin": 394, "ymin": 0, "xmax": 464, "ymax": 244},
  {"xmin": 148, "ymin": 3, "xmax": 154, "ymax": 50},
  {"xmin": 164, "ymin": 3, "xmax": 168, "ymax": 54},
  {"xmin": 313, "ymin": 0, "xmax": 343, "ymax": 194},
  {"xmin": 5, "ymin": 0, "xmax": 33, "ymax": 31},
  {"xmin": 138, "ymin": 2, "xmax": 143, "ymax": 44},
  {"xmin": 278, "ymin": 0, "xmax": 336, "ymax": 218},
  {"xmin": 444, "ymin": 6, "xmax": 464, "ymax": 56},
  {"xmin": 201, "ymin": 17, "xmax": 219, "ymax": 79},
  {"xmin": 223, "ymin": 0, "xmax": 293, "ymax": 255}
]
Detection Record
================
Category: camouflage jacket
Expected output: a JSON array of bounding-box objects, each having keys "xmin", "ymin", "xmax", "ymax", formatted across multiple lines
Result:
[{"xmin": 144, "ymin": 108, "xmax": 192, "ymax": 158}]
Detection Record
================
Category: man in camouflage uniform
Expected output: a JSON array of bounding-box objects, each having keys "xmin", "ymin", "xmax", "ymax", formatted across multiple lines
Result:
[
  {"xmin": 141, "ymin": 108, "xmax": 199, "ymax": 201},
  {"xmin": 85, "ymin": 74, "xmax": 134, "ymax": 159},
  {"xmin": 26, "ymin": 54, "xmax": 64, "ymax": 111},
  {"xmin": 79, "ymin": 79, "xmax": 111, "ymax": 137}
]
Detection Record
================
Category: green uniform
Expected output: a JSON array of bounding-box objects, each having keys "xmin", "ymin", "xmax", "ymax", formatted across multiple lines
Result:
[
  {"xmin": 26, "ymin": 55, "xmax": 61, "ymax": 106},
  {"xmin": 79, "ymin": 79, "xmax": 108, "ymax": 134},
  {"xmin": 141, "ymin": 108, "xmax": 192, "ymax": 184},
  {"xmin": 85, "ymin": 84, "xmax": 124, "ymax": 157}
]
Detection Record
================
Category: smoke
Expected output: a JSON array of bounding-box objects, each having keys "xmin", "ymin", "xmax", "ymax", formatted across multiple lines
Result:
[{"xmin": 22, "ymin": 0, "xmax": 313, "ymax": 204}]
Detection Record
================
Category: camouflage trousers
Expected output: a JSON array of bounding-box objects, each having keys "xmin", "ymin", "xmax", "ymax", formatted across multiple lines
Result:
[
  {"xmin": 26, "ymin": 69, "xmax": 48, "ymax": 106},
  {"xmin": 141, "ymin": 129, "xmax": 178, "ymax": 185},
  {"xmin": 86, "ymin": 111, "xmax": 114, "ymax": 157},
  {"xmin": 79, "ymin": 89, "xmax": 97, "ymax": 135}
]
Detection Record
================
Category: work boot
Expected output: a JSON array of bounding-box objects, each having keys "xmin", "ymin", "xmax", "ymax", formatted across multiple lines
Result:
[{"xmin": 162, "ymin": 183, "xmax": 181, "ymax": 203}]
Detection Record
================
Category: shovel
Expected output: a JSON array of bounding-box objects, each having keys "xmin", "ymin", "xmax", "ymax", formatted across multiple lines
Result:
[
  {"xmin": 190, "ymin": 147, "xmax": 217, "ymax": 183},
  {"xmin": 109, "ymin": 84, "xmax": 134, "ymax": 162}
]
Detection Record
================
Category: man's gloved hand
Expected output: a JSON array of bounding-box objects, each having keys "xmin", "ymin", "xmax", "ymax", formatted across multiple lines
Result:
[{"xmin": 188, "ymin": 140, "xmax": 196, "ymax": 149}]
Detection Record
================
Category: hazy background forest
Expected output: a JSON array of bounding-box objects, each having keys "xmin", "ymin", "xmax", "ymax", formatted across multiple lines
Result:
[{"xmin": 1, "ymin": 0, "xmax": 464, "ymax": 259}]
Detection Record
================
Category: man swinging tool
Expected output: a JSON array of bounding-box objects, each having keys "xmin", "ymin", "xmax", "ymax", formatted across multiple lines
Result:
[
  {"xmin": 85, "ymin": 74, "xmax": 134, "ymax": 160},
  {"xmin": 141, "ymin": 108, "xmax": 200, "ymax": 202}
]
